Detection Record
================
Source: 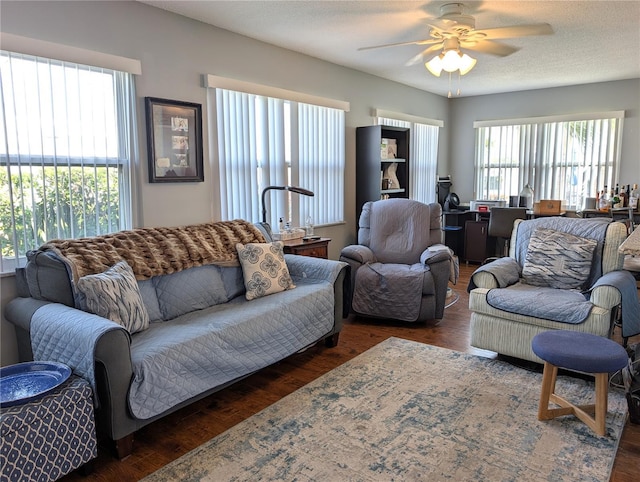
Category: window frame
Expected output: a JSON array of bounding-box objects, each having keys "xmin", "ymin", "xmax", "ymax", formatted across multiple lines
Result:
[
  {"xmin": 210, "ymin": 78, "xmax": 348, "ymax": 229},
  {"xmin": 1, "ymin": 50, "xmax": 138, "ymax": 273},
  {"xmin": 473, "ymin": 112, "xmax": 624, "ymax": 209}
]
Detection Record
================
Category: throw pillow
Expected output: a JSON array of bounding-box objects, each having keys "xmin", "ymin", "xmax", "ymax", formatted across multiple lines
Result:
[
  {"xmin": 76, "ymin": 260, "xmax": 150, "ymax": 333},
  {"xmin": 522, "ymin": 227, "xmax": 597, "ymax": 290},
  {"xmin": 236, "ymin": 242, "xmax": 295, "ymax": 300}
]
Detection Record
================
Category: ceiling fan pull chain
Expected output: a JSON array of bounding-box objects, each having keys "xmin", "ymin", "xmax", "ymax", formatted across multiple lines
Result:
[
  {"xmin": 457, "ymin": 72, "xmax": 462, "ymax": 96},
  {"xmin": 448, "ymin": 72, "xmax": 452, "ymax": 98}
]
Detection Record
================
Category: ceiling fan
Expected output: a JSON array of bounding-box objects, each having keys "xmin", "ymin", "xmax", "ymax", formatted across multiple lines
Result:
[{"xmin": 359, "ymin": 2, "xmax": 553, "ymax": 74}]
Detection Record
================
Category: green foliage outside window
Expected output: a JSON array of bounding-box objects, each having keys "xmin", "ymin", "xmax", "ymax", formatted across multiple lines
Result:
[{"xmin": 0, "ymin": 166, "xmax": 120, "ymax": 259}]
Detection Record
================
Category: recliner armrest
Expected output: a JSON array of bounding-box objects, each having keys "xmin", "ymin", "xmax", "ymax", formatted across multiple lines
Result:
[
  {"xmin": 420, "ymin": 249, "xmax": 450, "ymax": 265},
  {"xmin": 339, "ymin": 245, "xmax": 375, "ymax": 265}
]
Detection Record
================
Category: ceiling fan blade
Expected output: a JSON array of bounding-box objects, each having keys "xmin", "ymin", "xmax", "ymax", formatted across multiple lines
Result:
[
  {"xmin": 462, "ymin": 39, "xmax": 520, "ymax": 57},
  {"xmin": 358, "ymin": 38, "xmax": 439, "ymax": 51},
  {"xmin": 472, "ymin": 23, "xmax": 553, "ymax": 40},
  {"xmin": 405, "ymin": 44, "xmax": 443, "ymax": 66}
]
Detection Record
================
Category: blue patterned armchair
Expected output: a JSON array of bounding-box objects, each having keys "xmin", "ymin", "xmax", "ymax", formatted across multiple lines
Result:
[{"xmin": 468, "ymin": 217, "xmax": 638, "ymax": 363}]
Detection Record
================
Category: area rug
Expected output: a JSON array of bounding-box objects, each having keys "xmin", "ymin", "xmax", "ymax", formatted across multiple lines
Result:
[{"xmin": 142, "ymin": 337, "xmax": 627, "ymax": 482}]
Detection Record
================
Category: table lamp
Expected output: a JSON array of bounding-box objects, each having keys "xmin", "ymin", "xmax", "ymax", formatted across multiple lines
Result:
[{"xmin": 261, "ymin": 185, "xmax": 314, "ymax": 224}]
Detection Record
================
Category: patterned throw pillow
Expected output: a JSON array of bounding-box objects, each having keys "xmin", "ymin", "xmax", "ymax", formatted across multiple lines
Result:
[
  {"xmin": 236, "ymin": 242, "xmax": 296, "ymax": 300},
  {"xmin": 76, "ymin": 261, "xmax": 150, "ymax": 334},
  {"xmin": 522, "ymin": 227, "xmax": 597, "ymax": 290}
]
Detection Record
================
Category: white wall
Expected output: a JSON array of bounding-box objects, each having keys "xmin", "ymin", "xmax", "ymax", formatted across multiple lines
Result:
[
  {"xmin": 0, "ymin": 0, "xmax": 449, "ymax": 365},
  {"xmin": 448, "ymin": 80, "xmax": 640, "ymax": 203}
]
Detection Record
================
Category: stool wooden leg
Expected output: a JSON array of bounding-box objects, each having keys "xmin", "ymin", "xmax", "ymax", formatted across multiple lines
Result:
[
  {"xmin": 594, "ymin": 372, "xmax": 608, "ymax": 436},
  {"xmin": 538, "ymin": 362, "xmax": 559, "ymax": 420},
  {"xmin": 538, "ymin": 364, "xmax": 609, "ymax": 437}
]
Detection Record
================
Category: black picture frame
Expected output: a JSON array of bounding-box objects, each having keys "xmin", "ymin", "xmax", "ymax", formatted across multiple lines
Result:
[{"xmin": 145, "ymin": 97, "xmax": 204, "ymax": 183}]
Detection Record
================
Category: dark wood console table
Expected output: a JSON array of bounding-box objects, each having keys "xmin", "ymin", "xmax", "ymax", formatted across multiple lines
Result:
[{"xmin": 282, "ymin": 237, "xmax": 331, "ymax": 259}]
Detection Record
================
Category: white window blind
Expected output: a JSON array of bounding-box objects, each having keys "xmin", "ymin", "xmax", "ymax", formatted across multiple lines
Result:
[
  {"xmin": 214, "ymin": 87, "xmax": 345, "ymax": 229},
  {"xmin": 298, "ymin": 103, "xmax": 345, "ymax": 226},
  {"xmin": 377, "ymin": 116, "xmax": 440, "ymax": 204},
  {"xmin": 0, "ymin": 51, "xmax": 136, "ymax": 273},
  {"xmin": 474, "ymin": 113, "xmax": 623, "ymax": 209}
]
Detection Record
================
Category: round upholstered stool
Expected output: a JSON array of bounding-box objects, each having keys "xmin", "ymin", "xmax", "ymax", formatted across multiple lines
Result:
[{"xmin": 531, "ymin": 330, "xmax": 629, "ymax": 436}]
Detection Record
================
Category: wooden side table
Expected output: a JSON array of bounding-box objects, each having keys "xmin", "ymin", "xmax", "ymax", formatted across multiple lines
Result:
[{"xmin": 282, "ymin": 237, "xmax": 331, "ymax": 259}]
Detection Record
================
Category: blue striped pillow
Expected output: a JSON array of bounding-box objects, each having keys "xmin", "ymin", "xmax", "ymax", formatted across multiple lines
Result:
[
  {"xmin": 522, "ymin": 227, "xmax": 597, "ymax": 290},
  {"xmin": 77, "ymin": 261, "xmax": 150, "ymax": 333}
]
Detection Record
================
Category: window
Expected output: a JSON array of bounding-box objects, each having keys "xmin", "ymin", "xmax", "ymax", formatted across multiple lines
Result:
[
  {"xmin": 0, "ymin": 51, "xmax": 137, "ymax": 273},
  {"xmin": 377, "ymin": 111, "xmax": 442, "ymax": 205},
  {"xmin": 474, "ymin": 112, "xmax": 623, "ymax": 209},
  {"xmin": 214, "ymin": 86, "xmax": 346, "ymax": 229}
]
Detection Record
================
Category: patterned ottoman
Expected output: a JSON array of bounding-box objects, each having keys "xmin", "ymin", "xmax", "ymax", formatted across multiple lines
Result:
[{"xmin": 1, "ymin": 376, "xmax": 97, "ymax": 481}]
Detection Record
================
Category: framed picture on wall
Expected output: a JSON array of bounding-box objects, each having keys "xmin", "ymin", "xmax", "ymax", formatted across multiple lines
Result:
[{"xmin": 145, "ymin": 97, "xmax": 204, "ymax": 183}]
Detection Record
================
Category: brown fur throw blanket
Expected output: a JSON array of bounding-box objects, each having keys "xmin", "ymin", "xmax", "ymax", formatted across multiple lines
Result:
[{"xmin": 40, "ymin": 220, "xmax": 266, "ymax": 282}]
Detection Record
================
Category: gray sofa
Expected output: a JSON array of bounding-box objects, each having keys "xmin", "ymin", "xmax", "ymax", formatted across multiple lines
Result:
[{"xmin": 5, "ymin": 221, "xmax": 348, "ymax": 458}]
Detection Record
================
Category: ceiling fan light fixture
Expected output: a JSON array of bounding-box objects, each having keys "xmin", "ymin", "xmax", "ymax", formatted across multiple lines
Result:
[
  {"xmin": 425, "ymin": 55, "xmax": 444, "ymax": 77},
  {"xmin": 441, "ymin": 49, "xmax": 463, "ymax": 72},
  {"xmin": 458, "ymin": 53, "xmax": 476, "ymax": 75},
  {"xmin": 426, "ymin": 48, "xmax": 476, "ymax": 77}
]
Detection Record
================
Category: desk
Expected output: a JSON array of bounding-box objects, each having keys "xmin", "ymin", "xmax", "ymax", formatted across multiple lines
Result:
[
  {"xmin": 530, "ymin": 211, "xmax": 566, "ymax": 218},
  {"xmin": 442, "ymin": 210, "xmax": 474, "ymax": 257},
  {"xmin": 443, "ymin": 210, "xmax": 493, "ymax": 262},
  {"xmin": 581, "ymin": 207, "xmax": 638, "ymax": 222}
]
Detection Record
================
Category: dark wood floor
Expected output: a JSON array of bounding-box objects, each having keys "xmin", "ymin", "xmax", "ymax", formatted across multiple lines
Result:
[{"xmin": 64, "ymin": 264, "xmax": 640, "ymax": 481}]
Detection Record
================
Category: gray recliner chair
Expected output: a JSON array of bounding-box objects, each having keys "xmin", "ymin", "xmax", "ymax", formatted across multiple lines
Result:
[{"xmin": 340, "ymin": 199, "xmax": 452, "ymax": 323}]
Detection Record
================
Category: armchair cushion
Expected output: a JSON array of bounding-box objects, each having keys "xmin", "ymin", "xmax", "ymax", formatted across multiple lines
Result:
[
  {"xmin": 522, "ymin": 227, "xmax": 597, "ymax": 290},
  {"xmin": 485, "ymin": 282, "xmax": 592, "ymax": 324},
  {"xmin": 359, "ymin": 199, "xmax": 442, "ymax": 264}
]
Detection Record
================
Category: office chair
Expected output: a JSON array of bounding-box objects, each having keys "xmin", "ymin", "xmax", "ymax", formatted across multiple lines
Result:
[{"xmin": 487, "ymin": 207, "xmax": 528, "ymax": 260}]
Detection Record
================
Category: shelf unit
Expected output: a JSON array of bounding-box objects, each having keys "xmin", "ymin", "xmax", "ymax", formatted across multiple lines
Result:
[{"xmin": 356, "ymin": 125, "xmax": 410, "ymax": 218}]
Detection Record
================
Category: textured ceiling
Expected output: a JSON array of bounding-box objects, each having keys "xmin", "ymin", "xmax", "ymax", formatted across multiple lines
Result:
[{"xmin": 140, "ymin": 1, "xmax": 640, "ymax": 97}]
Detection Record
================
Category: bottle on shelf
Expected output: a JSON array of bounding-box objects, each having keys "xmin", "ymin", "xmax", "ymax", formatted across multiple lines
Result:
[
  {"xmin": 619, "ymin": 185, "xmax": 627, "ymax": 207},
  {"xmin": 599, "ymin": 188, "xmax": 609, "ymax": 211},
  {"xmin": 278, "ymin": 217, "xmax": 285, "ymax": 232},
  {"xmin": 305, "ymin": 215, "xmax": 314, "ymax": 236},
  {"xmin": 519, "ymin": 183, "xmax": 534, "ymax": 210}
]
